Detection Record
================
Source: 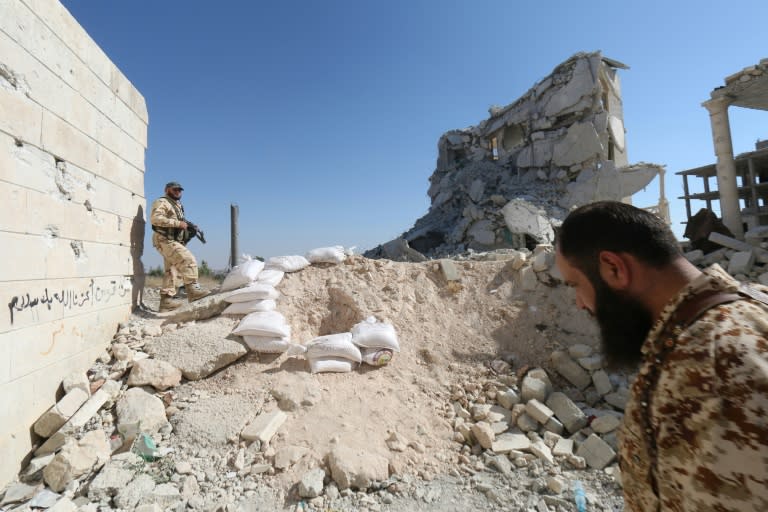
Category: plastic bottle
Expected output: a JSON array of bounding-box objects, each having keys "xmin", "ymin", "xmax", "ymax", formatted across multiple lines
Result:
[{"xmin": 573, "ymin": 480, "xmax": 587, "ymax": 512}]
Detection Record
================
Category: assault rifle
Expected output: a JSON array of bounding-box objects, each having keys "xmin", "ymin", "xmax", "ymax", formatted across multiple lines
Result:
[{"xmin": 185, "ymin": 221, "xmax": 206, "ymax": 244}]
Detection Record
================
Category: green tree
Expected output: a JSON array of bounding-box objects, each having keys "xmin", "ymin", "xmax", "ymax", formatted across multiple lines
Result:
[{"xmin": 199, "ymin": 260, "xmax": 212, "ymax": 276}]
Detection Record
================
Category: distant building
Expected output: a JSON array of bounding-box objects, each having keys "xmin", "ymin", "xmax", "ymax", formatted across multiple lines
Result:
[{"xmin": 678, "ymin": 58, "xmax": 768, "ymax": 238}]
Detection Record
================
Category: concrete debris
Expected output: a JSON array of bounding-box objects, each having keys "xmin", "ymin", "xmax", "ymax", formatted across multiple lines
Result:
[
  {"xmin": 33, "ymin": 388, "xmax": 89, "ymax": 438},
  {"xmin": 298, "ymin": 468, "xmax": 326, "ymax": 498},
  {"xmin": 126, "ymin": 358, "xmax": 182, "ymax": 391},
  {"xmin": 366, "ymin": 51, "xmax": 665, "ymax": 260},
  {"xmin": 328, "ymin": 445, "xmax": 389, "ymax": 490},
  {"xmin": 241, "ymin": 410, "xmax": 287, "ymax": 445},
  {"xmin": 43, "ymin": 430, "xmax": 110, "ymax": 492},
  {"xmin": 116, "ymin": 387, "xmax": 169, "ymax": 435}
]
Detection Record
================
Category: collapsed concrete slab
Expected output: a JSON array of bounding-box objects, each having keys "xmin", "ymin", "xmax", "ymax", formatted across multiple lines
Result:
[{"xmin": 366, "ymin": 51, "xmax": 666, "ymax": 260}]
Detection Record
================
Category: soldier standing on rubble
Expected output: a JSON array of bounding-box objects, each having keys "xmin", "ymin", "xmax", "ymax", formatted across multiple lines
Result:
[
  {"xmin": 150, "ymin": 181, "xmax": 211, "ymax": 311},
  {"xmin": 555, "ymin": 201, "xmax": 768, "ymax": 512}
]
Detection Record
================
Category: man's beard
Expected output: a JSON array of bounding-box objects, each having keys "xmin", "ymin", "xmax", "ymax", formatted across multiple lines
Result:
[{"xmin": 592, "ymin": 277, "xmax": 653, "ymax": 370}]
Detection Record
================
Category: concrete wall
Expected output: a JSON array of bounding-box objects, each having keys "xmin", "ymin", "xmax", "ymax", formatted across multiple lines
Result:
[{"xmin": 0, "ymin": 0, "xmax": 147, "ymax": 487}]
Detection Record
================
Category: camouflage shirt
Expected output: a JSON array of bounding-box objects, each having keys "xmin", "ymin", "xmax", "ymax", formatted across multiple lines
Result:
[
  {"xmin": 150, "ymin": 196, "xmax": 185, "ymax": 229},
  {"xmin": 619, "ymin": 264, "xmax": 768, "ymax": 511}
]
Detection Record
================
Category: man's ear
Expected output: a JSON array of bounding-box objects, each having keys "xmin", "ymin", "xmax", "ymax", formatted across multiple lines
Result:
[{"xmin": 597, "ymin": 250, "xmax": 631, "ymax": 290}]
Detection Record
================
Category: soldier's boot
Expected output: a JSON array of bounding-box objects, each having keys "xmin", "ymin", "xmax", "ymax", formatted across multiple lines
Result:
[
  {"xmin": 187, "ymin": 282, "xmax": 211, "ymax": 302},
  {"xmin": 159, "ymin": 295, "xmax": 183, "ymax": 312}
]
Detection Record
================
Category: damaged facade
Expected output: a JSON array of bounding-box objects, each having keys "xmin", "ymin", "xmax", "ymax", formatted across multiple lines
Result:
[
  {"xmin": 0, "ymin": 0, "xmax": 147, "ymax": 488},
  {"xmin": 679, "ymin": 57, "xmax": 768, "ymax": 241},
  {"xmin": 367, "ymin": 51, "xmax": 667, "ymax": 260}
]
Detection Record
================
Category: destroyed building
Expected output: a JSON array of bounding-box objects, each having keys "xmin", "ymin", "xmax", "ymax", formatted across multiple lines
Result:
[
  {"xmin": 678, "ymin": 57, "xmax": 768, "ymax": 243},
  {"xmin": 366, "ymin": 51, "xmax": 667, "ymax": 261}
]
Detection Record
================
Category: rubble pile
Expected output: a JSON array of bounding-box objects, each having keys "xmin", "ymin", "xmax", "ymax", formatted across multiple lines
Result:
[
  {"xmin": 683, "ymin": 227, "xmax": 768, "ymax": 285},
  {"xmin": 5, "ymin": 241, "xmax": 764, "ymax": 511},
  {"xmin": 366, "ymin": 51, "xmax": 663, "ymax": 261}
]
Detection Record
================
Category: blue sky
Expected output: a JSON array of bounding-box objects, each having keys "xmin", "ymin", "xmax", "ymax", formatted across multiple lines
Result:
[{"xmin": 60, "ymin": 0, "xmax": 767, "ymax": 270}]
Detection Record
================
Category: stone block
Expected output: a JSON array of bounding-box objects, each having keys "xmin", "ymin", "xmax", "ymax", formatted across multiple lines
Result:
[
  {"xmin": 328, "ymin": 445, "xmax": 388, "ymax": 490},
  {"xmin": 546, "ymin": 392, "xmax": 588, "ymax": 433},
  {"xmin": 241, "ymin": 410, "xmax": 287, "ymax": 445},
  {"xmin": 591, "ymin": 414, "xmax": 621, "ymax": 434},
  {"xmin": 604, "ymin": 388, "xmax": 629, "ymax": 410},
  {"xmin": 567, "ymin": 344, "xmax": 593, "ymax": 358},
  {"xmin": 298, "ymin": 468, "xmax": 326, "ymax": 498},
  {"xmin": 470, "ymin": 421, "xmax": 495, "ymax": 449},
  {"xmin": 116, "ymin": 387, "xmax": 168, "ymax": 435},
  {"xmin": 525, "ymin": 399, "xmax": 554, "ymax": 424},
  {"xmin": 544, "ymin": 416, "xmax": 564, "ymax": 435},
  {"xmin": 728, "ymin": 251, "xmax": 755, "ymax": 275},
  {"xmin": 591, "ymin": 370, "xmax": 613, "ymax": 396},
  {"xmin": 439, "ymin": 260, "xmax": 460, "ymax": 281},
  {"xmin": 62, "ymin": 371, "xmax": 90, "ymax": 397},
  {"xmin": 87, "ymin": 466, "xmax": 134, "ymax": 501},
  {"xmin": 491, "ymin": 433, "xmax": 531, "ymax": 453},
  {"xmin": 684, "ymin": 250, "xmax": 704, "ymax": 265},
  {"xmin": 516, "ymin": 413, "xmax": 538, "ymax": 432},
  {"xmin": 497, "ymin": 388, "xmax": 520, "ymax": 409},
  {"xmin": 576, "ymin": 433, "xmax": 616, "ymax": 469},
  {"xmin": 127, "ymin": 359, "xmax": 182, "ymax": 391},
  {"xmin": 552, "ymin": 438, "xmax": 574, "ymax": 456},
  {"xmin": 521, "ymin": 376, "xmax": 548, "ymax": 403},
  {"xmin": 529, "ymin": 440, "xmax": 554, "ymax": 465},
  {"xmin": 551, "ymin": 351, "xmax": 591, "ymax": 389},
  {"xmin": 0, "ymin": 85, "xmax": 43, "ymax": 145},
  {"xmin": 34, "ymin": 387, "xmax": 89, "ymax": 438},
  {"xmin": 577, "ymin": 354, "xmax": 603, "ymax": 371}
]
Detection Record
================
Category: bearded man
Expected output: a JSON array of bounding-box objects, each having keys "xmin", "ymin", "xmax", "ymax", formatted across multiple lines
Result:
[{"xmin": 555, "ymin": 201, "xmax": 768, "ymax": 512}]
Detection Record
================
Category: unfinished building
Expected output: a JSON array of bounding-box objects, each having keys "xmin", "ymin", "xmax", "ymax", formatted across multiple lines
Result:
[
  {"xmin": 678, "ymin": 58, "xmax": 768, "ymax": 240},
  {"xmin": 0, "ymin": 0, "xmax": 147, "ymax": 488},
  {"xmin": 367, "ymin": 51, "xmax": 667, "ymax": 260}
]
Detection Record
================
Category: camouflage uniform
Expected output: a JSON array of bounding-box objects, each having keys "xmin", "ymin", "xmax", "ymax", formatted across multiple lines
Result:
[
  {"xmin": 619, "ymin": 264, "xmax": 768, "ymax": 511},
  {"xmin": 150, "ymin": 196, "xmax": 199, "ymax": 297}
]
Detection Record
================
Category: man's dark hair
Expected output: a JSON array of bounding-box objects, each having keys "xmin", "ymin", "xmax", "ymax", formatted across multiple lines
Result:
[{"xmin": 556, "ymin": 201, "xmax": 681, "ymax": 280}]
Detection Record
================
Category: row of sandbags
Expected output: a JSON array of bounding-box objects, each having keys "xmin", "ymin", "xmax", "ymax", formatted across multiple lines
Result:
[{"xmin": 218, "ymin": 249, "xmax": 400, "ymax": 372}]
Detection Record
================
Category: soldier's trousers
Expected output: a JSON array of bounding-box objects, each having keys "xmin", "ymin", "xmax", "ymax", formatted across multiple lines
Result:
[{"xmin": 152, "ymin": 234, "xmax": 198, "ymax": 297}]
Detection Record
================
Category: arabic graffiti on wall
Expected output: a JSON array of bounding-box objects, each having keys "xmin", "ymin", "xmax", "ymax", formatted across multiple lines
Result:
[{"xmin": 7, "ymin": 278, "xmax": 131, "ymax": 325}]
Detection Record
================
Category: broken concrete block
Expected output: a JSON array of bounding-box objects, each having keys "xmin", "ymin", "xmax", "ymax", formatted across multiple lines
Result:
[
  {"xmin": 532, "ymin": 250, "xmax": 553, "ymax": 272},
  {"xmin": 127, "ymin": 359, "xmax": 182, "ymax": 391},
  {"xmin": 116, "ymin": 387, "xmax": 168, "ymax": 435},
  {"xmin": 520, "ymin": 266, "xmax": 538, "ymax": 291},
  {"xmin": 47, "ymin": 497, "xmax": 78, "ymax": 512},
  {"xmin": 87, "ymin": 466, "xmax": 134, "ymax": 502},
  {"xmin": 0, "ymin": 482, "xmax": 41, "ymax": 506},
  {"xmin": 577, "ymin": 354, "xmax": 603, "ymax": 371},
  {"xmin": 241, "ymin": 410, "xmax": 287, "ymax": 445},
  {"xmin": 439, "ymin": 259, "xmax": 461, "ymax": 281},
  {"xmin": 43, "ymin": 431, "xmax": 109, "ymax": 492},
  {"xmin": 525, "ymin": 399, "xmax": 554, "ymax": 424},
  {"xmin": 502, "ymin": 199, "xmax": 555, "ymax": 244},
  {"xmin": 35, "ymin": 380, "xmax": 121, "ymax": 456},
  {"xmin": 270, "ymin": 372, "xmax": 322, "ymax": 411},
  {"xmin": 551, "ymin": 351, "xmax": 591, "ymax": 389},
  {"xmin": 553, "ymin": 121, "xmax": 603, "ymax": 167},
  {"xmin": 274, "ymin": 445, "xmax": 309, "ymax": 470},
  {"xmin": 529, "ymin": 439, "xmax": 554, "ymax": 465},
  {"xmin": 576, "ymin": 433, "xmax": 616, "ymax": 469},
  {"xmin": 604, "ymin": 388, "xmax": 630, "ymax": 410},
  {"xmin": 470, "ymin": 421, "xmax": 495, "ymax": 449},
  {"xmin": 146, "ymin": 483, "xmax": 181, "ymax": 509},
  {"xmin": 516, "ymin": 413, "xmax": 538, "ymax": 432},
  {"xmin": 684, "ymin": 249, "xmax": 704, "ymax": 265},
  {"xmin": 591, "ymin": 369, "xmax": 613, "ymax": 396},
  {"xmin": 115, "ymin": 474, "xmax": 156, "ymax": 510},
  {"xmin": 591, "ymin": 414, "xmax": 621, "ymax": 434},
  {"xmin": 328, "ymin": 445, "xmax": 388, "ymax": 490},
  {"xmin": 546, "ymin": 392, "xmax": 588, "ymax": 433},
  {"xmin": 727, "ymin": 250, "xmax": 755, "ymax": 275},
  {"xmin": 567, "ymin": 344, "xmax": 593, "ymax": 359},
  {"xmin": 34, "ymin": 387, "xmax": 89, "ymax": 438},
  {"xmin": 298, "ymin": 468, "xmax": 326, "ymax": 498},
  {"xmin": 521, "ymin": 375, "xmax": 548, "ymax": 403},
  {"xmin": 544, "ymin": 416, "xmax": 565, "ymax": 435},
  {"xmin": 497, "ymin": 388, "xmax": 520, "ymax": 409},
  {"xmin": 491, "ymin": 433, "xmax": 531, "ymax": 453},
  {"xmin": 552, "ymin": 438, "xmax": 574, "ymax": 457},
  {"xmin": 61, "ymin": 371, "xmax": 91, "ymax": 397}
]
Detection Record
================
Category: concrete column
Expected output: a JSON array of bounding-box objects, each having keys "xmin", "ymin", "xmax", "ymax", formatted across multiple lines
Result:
[{"xmin": 703, "ymin": 97, "xmax": 743, "ymax": 238}]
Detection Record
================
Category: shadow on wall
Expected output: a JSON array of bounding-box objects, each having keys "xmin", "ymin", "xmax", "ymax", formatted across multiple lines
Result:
[{"xmin": 131, "ymin": 205, "xmax": 146, "ymax": 309}]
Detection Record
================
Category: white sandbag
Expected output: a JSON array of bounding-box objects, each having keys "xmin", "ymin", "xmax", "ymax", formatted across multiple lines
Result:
[
  {"xmin": 222, "ymin": 299, "xmax": 276, "ymax": 315},
  {"xmin": 351, "ymin": 316, "xmax": 400, "ymax": 352},
  {"xmin": 305, "ymin": 332, "xmax": 361, "ymax": 363},
  {"xmin": 264, "ymin": 255, "xmax": 310, "ymax": 273},
  {"xmin": 232, "ymin": 311, "xmax": 291, "ymax": 338},
  {"xmin": 220, "ymin": 256, "xmax": 265, "ymax": 291},
  {"xmin": 256, "ymin": 269, "xmax": 285, "ymax": 287},
  {"xmin": 224, "ymin": 283, "xmax": 280, "ymax": 303},
  {"xmin": 361, "ymin": 347, "xmax": 394, "ymax": 366},
  {"xmin": 308, "ymin": 357, "xmax": 354, "ymax": 374},
  {"xmin": 305, "ymin": 246, "xmax": 346, "ymax": 264},
  {"xmin": 242, "ymin": 335, "xmax": 291, "ymax": 353}
]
